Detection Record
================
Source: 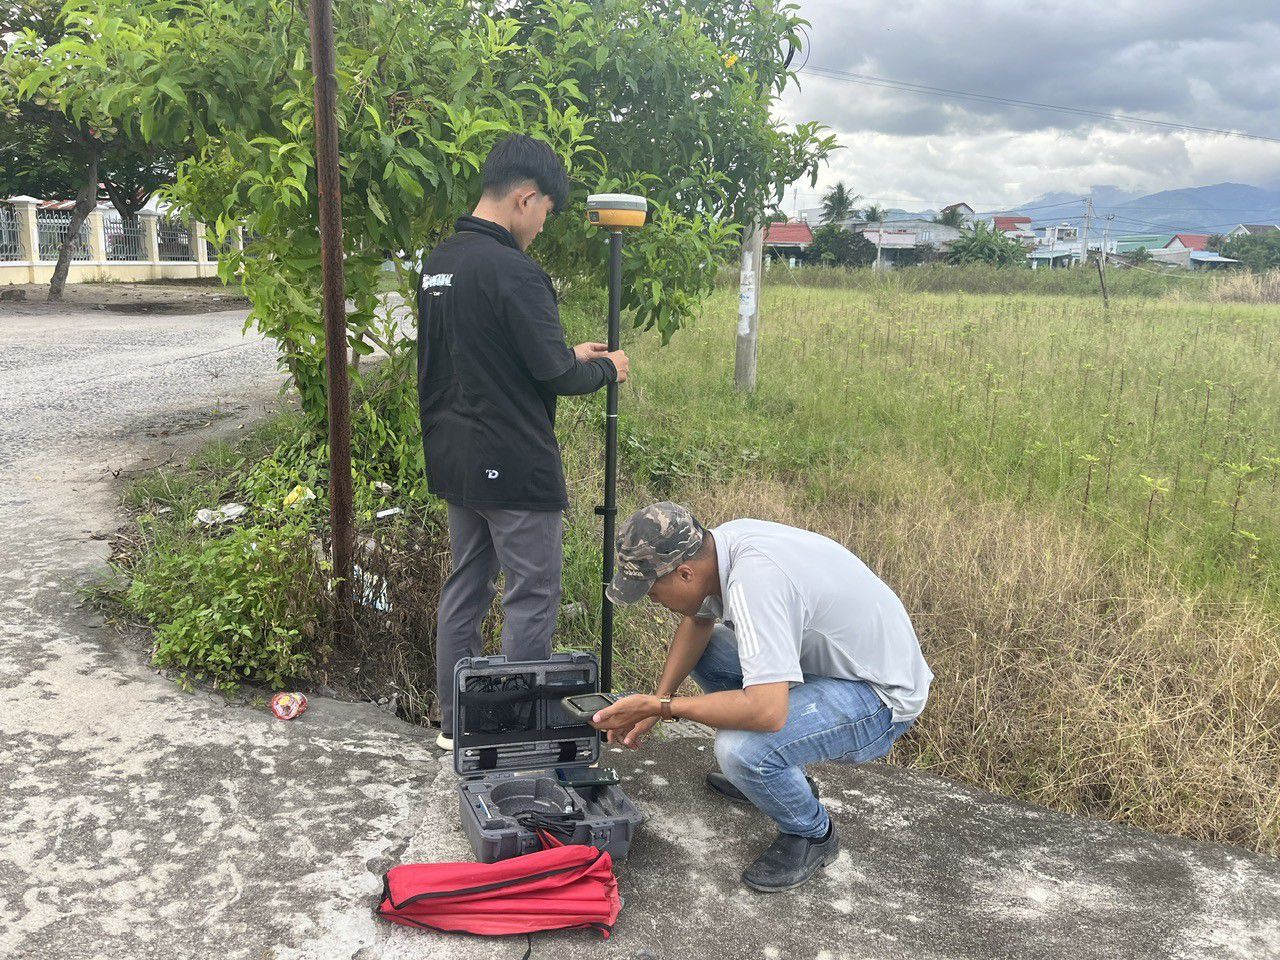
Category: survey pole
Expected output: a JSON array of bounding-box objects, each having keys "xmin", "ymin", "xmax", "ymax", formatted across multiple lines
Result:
[
  {"xmin": 599, "ymin": 230, "xmax": 623, "ymax": 692},
  {"xmin": 309, "ymin": 0, "xmax": 355, "ymax": 633},
  {"xmin": 585, "ymin": 193, "xmax": 648, "ymax": 693}
]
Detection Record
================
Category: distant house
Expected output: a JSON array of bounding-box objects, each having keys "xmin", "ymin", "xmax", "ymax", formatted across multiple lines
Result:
[
  {"xmin": 1227, "ymin": 223, "xmax": 1280, "ymax": 238},
  {"xmin": 993, "ymin": 214, "xmax": 1031, "ymax": 231},
  {"xmin": 1028, "ymin": 248, "xmax": 1075, "ymax": 269},
  {"xmin": 1152, "ymin": 247, "xmax": 1238, "ymax": 270},
  {"xmin": 1037, "ymin": 223, "xmax": 1079, "ymax": 247},
  {"xmin": 1164, "ymin": 233, "xmax": 1212, "ymax": 252},
  {"xmin": 851, "ymin": 218, "xmax": 961, "ymax": 252},
  {"xmin": 764, "ymin": 220, "xmax": 813, "ymax": 262},
  {"xmin": 1188, "ymin": 251, "xmax": 1239, "ymax": 270},
  {"xmin": 861, "ymin": 228, "xmax": 922, "ymax": 268},
  {"xmin": 993, "ymin": 215, "xmax": 1035, "ymax": 242},
  {"xmin": 1109, "ymin": 232, "xmax": 1238, "ymax": 269},
  {"xmin": 1115, "ymin": 234, "xmax": 1173, "ymax": 254},
  {"xmin": 939, "ymin": 202, "xmax": 977, "ymax": 225}
]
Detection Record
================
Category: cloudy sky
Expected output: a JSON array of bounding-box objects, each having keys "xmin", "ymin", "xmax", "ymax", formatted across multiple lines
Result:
[{"xmin": 777, "ymin": 0, "xmax": 1280, "ymax": 212}]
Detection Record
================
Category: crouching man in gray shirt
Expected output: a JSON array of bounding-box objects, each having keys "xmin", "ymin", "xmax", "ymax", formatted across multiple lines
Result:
[{"xmin": 592, "ymin": 501, "xmax": 933, "ymax": 892}]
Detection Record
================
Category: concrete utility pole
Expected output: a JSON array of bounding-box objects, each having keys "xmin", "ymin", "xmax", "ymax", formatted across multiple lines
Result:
[
  {"xmin": 1097, "ymin": 213, "xmax": 1114, "ymax": 309},
  {"xmin": 874, "ymin": 218, "xmax": 884, "ymax": 271},
  {"xmin": 1079, "ymin": 195, "xmax": 1093, "ymax": 267},
  {"xmin": 734, "ymin": 221, "xmax": 764, "ymax": 392},
  {"xmin": 309, "ymin": 0, "xmax": 355, "ymax": 633}
]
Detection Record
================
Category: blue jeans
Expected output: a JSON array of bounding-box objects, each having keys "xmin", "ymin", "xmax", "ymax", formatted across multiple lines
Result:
[{"xmin": 692, "ymin": 625, "xmax": 913, "ymax": 839}]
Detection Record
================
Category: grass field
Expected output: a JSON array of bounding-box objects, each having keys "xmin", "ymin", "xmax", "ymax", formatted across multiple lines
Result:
[{"xmin": 598, "ymin": 276, "xmax": 1280, "ymax": 597}]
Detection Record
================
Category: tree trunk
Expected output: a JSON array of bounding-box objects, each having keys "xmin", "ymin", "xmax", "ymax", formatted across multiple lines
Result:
[{"xmin": 47, "ymin": 152, "xmax": 99, "ymax": 303}]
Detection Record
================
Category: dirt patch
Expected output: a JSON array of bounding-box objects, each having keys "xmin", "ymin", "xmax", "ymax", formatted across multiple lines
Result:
[{"xmin": 0, "ymin": 279, "xmax": 250, "ymax": 317}]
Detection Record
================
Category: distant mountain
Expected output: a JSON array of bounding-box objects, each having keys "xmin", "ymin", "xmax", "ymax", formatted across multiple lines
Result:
[
  {"xmin": 1015, "ymin": 185, "xmax": 1143, "ymax": 213},
  {"xmin": 801, "ymin": 182, "xmax": 1280, "ymax": 234},
  {"xmin": 1109, "ymin": 183, "xmax": 1280, "ymax": 235},
  {"xmin": 1001, "ymin": 182, "xmax": 1280, "ymax": 235}
]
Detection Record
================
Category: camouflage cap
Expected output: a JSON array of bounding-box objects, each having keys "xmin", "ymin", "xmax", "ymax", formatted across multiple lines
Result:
[{"xmin": 607, "ymin": 502, "xmax": 707, "ymax": 605}]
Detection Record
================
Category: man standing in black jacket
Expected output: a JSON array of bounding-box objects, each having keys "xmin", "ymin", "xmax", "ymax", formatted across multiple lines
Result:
[{"xmin": 418, "ymin": 134, "xmax": 630, "ymax": 749}]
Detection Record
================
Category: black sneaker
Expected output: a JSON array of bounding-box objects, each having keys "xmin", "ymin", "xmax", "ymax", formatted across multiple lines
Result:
[
  {"xmin": 705, "ymin": 771, "xmax": 819, "ymax": 805},
  {"xmin": 742, "ymin": 822, "xmax": 841, "ymax": 893}
]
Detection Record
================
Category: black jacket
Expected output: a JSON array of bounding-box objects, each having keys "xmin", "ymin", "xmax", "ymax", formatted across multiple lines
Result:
[{"xmin": 416, "ymin": 216, "xmax": 612, "ymax": 511}]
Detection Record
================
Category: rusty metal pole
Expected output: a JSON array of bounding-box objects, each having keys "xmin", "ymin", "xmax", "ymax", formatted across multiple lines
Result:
[{"xmin": 309, "ymin": 0, "xmax": 355, "ymax": 633}]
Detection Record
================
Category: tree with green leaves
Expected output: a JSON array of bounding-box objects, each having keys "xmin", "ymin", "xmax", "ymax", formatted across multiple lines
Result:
[
  {"xmin": 18, "ymin": 0, "xmax": 832, "ymax": 413},
  {"xmin": 2, "ymin": 0, "xmax": 178, "ymax": 300},
  {"xmin": 1221, "ymin": 233, "xmax": 1280, "ymax": 272},
  {"xmin": 807, "ymin": 221, "xmax": 873, "ymax": 267},
  {"xmin": 948, "ymin": 220, "xmax": 1028, "ymax": 266},
  {"xmin": 861, "ymin": 202, "xmax": 887, "ymax": 225},
  {"xmin": 819, "ymin": 181, "xmax": 857, "ymax": 225}
]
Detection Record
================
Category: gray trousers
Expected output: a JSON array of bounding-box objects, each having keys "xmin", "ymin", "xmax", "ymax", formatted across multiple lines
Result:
[{"xmin": 436, "ymin": 503, "xmax": 563, "ymax": 736}]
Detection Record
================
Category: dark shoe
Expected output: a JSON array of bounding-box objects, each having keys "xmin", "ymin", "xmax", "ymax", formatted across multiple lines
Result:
[
  {"xmin": 705, "ymin": 771, "xmax": 818, "ymax": 805},
  {"xmin": 742, "ymin": 823, "xmax": 840, "ymax": 892}
]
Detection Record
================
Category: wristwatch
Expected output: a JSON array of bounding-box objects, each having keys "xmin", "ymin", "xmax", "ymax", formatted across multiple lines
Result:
[{"xmin": 658, "ymin": 696, "xmax": 676, "ymax": 722}]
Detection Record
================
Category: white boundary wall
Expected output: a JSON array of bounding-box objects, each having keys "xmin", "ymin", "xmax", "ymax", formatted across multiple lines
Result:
[{"xmin": 1, "ymin": 197, "xmax": 235, "ymax": 286}]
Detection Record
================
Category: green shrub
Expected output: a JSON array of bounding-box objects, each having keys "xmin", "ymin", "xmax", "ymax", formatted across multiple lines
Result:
[{"xmin": 127, "ymin": 521, "xmax": 323, "ymax": 690}]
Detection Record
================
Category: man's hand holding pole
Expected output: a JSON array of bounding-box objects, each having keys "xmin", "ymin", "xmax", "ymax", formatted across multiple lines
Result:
[{"xmin": 574, "ymin": 341, "xmax": 630, "ymax": 381}]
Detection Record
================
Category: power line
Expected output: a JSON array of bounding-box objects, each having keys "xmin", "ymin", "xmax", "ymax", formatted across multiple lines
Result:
[
  {"xmin": 1105, "ymin": 213, "xmax": 1241, "ymax": 233},
  {"xmin": 801, "ymin": 66, "xmax": 1280, "ymax": 146}
]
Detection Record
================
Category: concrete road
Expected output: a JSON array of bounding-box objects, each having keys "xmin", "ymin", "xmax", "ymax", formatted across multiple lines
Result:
[{"xmin": 1, "ymin": 304, "xmax": 1278, "ymax": 960}]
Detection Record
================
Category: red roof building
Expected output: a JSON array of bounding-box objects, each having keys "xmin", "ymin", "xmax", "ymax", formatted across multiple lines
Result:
[
  {"xmin": 993, "ymin": 215, "xmax": 1032, "ymax": 233},
  {"xmin": 764, "ymin": 221, "xmax": 814, "ymax": 247},
  {"xmin": 1165, "ymin": 233, "xmax": 1211, "ymax": 251}
]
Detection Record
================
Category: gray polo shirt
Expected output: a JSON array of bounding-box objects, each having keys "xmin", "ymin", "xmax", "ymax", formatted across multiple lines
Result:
[{"xmin": 697, "ymin": 519, "xmax": 932, "ymax": 723}]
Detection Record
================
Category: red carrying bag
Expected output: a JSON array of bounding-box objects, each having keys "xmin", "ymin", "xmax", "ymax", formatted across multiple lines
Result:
[{"xmin": 376, "ymin": 835, "xmax": 622, "ymax": 945}]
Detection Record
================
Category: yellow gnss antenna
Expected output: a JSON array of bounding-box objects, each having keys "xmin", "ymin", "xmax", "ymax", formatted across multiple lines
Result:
[{"xmin": 585, "ymin": 193, "xmax": 648, "ymax": 231}]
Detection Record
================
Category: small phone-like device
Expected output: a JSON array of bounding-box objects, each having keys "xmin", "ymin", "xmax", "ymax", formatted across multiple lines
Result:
[
  {"xmin": 560, "ymin": 692, "xmax": 620, "ymax": 720},
  {"xmin": 556, "ymin": 766, "xmax": 621, "ymax": 788}
]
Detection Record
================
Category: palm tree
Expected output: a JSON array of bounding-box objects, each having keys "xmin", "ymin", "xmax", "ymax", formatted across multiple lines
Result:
[
  {"xmin": 820, "ymin": 182, "xmax": 859, "ymax": 225},
  {"xmin": 862, "ymin": 202, "xmax": 887, "ymax": 224}
]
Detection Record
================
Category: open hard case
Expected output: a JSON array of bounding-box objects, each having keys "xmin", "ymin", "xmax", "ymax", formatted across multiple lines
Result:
[{"xmin": 453, "ymin": 652, "xmax": 644, "ymax": 863}]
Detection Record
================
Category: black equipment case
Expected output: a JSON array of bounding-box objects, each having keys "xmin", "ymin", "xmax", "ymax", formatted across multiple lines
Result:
[{"xmin": 453, "ymin": 652, "xmax": 643, "ymax": 863}]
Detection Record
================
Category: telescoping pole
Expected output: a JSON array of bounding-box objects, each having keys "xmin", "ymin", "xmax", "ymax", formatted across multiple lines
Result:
[
  {"xmin": 599, "ymin": 229, "xmax": 623, "ymax": 693},
  {"xmin": 585, "ymin": 192, "xmax": 647, "ymax": 694}
]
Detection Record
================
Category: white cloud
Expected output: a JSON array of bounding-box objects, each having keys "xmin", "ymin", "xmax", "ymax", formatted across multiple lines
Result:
[{"xmin": 778, "ymin": 0, "xmax": 1280, "ymax": 209}]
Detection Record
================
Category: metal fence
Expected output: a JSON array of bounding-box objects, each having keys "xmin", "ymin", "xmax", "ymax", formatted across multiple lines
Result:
[
  {"xmin": 103, "ymin": 212, "xmax": 146, "ymax": 261},
  {"xmin": 0, "ymin": 204, "xmax": 22, "ymax": 261},
  {"xmin": 157, "ymin": 215, "xmax": 193, "ymax": 261},
  {"xmin": 36, "ymin": 208, "xmax": 90, "ymax": 261},
  {"xmin": 204, "ymin": 230, "xmax": 237, "ymax": 263}
]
